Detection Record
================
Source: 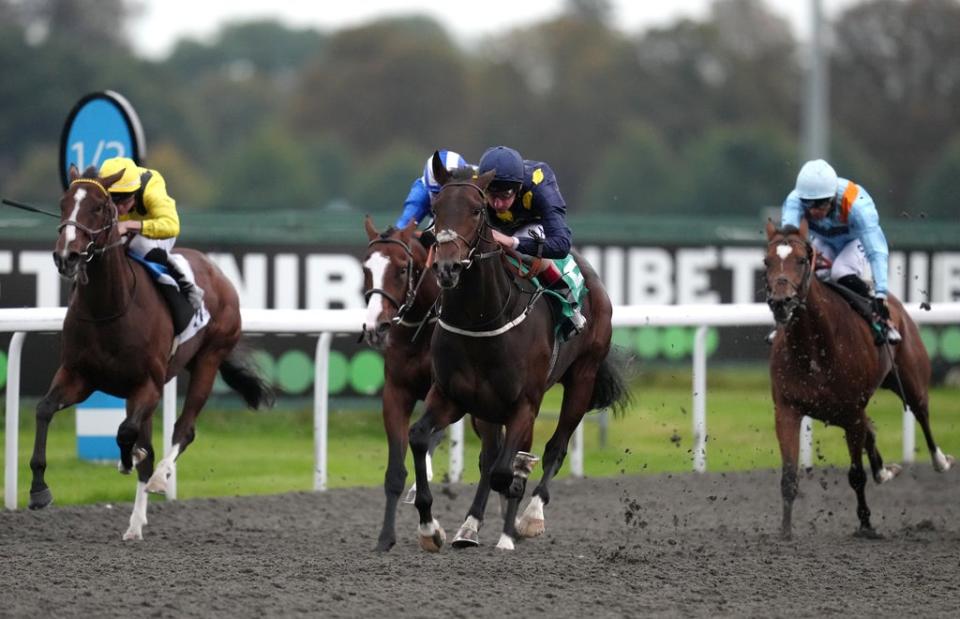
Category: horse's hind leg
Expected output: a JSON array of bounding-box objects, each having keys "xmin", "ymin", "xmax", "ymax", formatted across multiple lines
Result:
[
  {"xmin": 519, "ymin": 367, "xmax": 596, "ymax": 539},
  {"xmin": 124, "ymin": 413, "xmax": 157, "ymax": 541},
  {"xmin": 884, "ymin": 362, "xmax": 954, "ymax": 472},
  {"xmin": 146, "ymin": 351, "xmax": 223, "ymax": 494},
  {"xmin": 844, "ymin": 420, "xmax": 879, "ymax": 538},
  {"xmin": 864, "ymin": 417, "xmax": 901, "ymax": 484},
  {"xmin": 29, "ymin": 369, "xmax": 91, "ymax": 509},
  {"xmin": 376, "ymin": 383, "xmax": 415, "ymax": 552}
]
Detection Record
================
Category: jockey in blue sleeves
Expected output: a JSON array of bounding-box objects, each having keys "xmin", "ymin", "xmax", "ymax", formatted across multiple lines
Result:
[
  {"xmin": 779, "ymin": 158, "xmax": 901, "ymax": 344},
  {"xmin": 479, "ymin": 145, "xmax": 586, "ymax": 339},
  {"xmin": 395, "ymin": 149, "xmax": 468, "ymax": 229}
]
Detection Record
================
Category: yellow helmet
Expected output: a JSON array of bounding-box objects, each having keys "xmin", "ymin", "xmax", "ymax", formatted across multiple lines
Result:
[{"xmin": 99, "ymin": 157, "xmax": 142, "ymax": 193}]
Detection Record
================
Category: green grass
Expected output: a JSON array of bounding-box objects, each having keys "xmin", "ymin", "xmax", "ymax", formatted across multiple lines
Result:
[{"xmin": 3, "ymin": 368, "xmax": 959, "ymax": 508}]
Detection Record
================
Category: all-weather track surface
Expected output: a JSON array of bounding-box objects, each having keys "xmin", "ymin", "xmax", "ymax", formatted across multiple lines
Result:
[{"xmin": 2, "ymin": 467, "xmax": 958, "ymax": 618}]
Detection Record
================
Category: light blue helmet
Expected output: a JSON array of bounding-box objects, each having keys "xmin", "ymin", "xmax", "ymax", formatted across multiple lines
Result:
[{"xmin": 422, "ymin": 149, "xmax": 467, "ymax": 194}]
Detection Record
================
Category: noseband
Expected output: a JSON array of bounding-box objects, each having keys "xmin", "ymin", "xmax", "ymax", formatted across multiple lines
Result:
[{"xmin": 60, "ymin": 179, "xmax": 125, "ymax": 262}]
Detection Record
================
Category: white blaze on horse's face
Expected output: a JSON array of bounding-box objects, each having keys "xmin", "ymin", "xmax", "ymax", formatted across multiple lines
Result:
[
  {"xmin": 776, "ymin": 243, "xmax": 794, "ymax": 273},
  {"xmin": 363, "ymin": 251, "xmax": 390, "ymax": 328},
  {"xmin": 61, "ymin": 187, "xmax": 86, "ymax": 254}
]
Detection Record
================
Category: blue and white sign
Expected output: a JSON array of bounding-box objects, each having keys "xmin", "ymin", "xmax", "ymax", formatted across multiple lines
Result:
[
  {"xmin": 59, "ymin": 90, "xmax": 146, "ymax": 189},
  {"xmin": 76, "ymin": 391, "xmax": 126, "ymax": 462}
]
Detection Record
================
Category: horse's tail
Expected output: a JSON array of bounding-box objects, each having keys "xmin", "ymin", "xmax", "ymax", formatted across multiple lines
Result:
[
  {"xmin": 590, "ymin": 345, "xmax": 634, "ymax": 417},
  {"xmin": 219, "ymin": 347, "xmax": 276, "ymax": 410}
]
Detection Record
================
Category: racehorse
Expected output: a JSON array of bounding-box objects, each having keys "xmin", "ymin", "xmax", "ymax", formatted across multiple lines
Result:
[
  {"xmin": 32, "ymin": 165, "xmax": 274, "ymax": 540},
  {"xmin": 408, "ymin": 154, "xmax": 630, "ymax": 551},
  {"xmin": 765, "ymin": 219, "xmax": 953, "ymax": 539},
  {"xmin": 362, "ymin": 216, "xmax": 446, "ymax": 551}
]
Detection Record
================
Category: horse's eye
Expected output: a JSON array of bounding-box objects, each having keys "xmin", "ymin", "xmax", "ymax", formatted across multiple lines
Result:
[
  {"xmin": 399, "ymin": 266, "xmax": 408, "ymax": 275},
  {"xmin": 797, "ymin": 257, "xmax": 809, "ymax": 266},
  {"xmin": 472, "ymin": 208, "xmax": 483, "ymax": 216}
]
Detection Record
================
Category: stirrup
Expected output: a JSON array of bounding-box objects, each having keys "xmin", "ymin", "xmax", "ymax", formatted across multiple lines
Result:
[{"xmin": 886, "ymin": 324, "xmax": 902, "ymax": 344}]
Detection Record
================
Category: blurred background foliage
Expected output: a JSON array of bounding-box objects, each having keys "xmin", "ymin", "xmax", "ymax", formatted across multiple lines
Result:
[{"xmin": 1, "ymin": 0, "xmax": 959, "ymax": 220}]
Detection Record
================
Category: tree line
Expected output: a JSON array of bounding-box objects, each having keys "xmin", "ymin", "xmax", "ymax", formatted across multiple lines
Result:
[{"xmin": 1, "ymin": 0, "xmax": 959, "ymax": 220}]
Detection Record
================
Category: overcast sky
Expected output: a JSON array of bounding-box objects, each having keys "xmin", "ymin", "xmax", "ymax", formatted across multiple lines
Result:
[{"xmin": 130, "ymin": 0, "xmax": 862, "ymax": 60}]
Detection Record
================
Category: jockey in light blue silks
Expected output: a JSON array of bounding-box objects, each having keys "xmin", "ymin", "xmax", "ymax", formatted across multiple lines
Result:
[
  {"xmin": 395, "ymin": 149, "xmax": 469, "ymax": 229},
  {"xmin": 479, "ymin": 146, "xmax": 587, "ymax": 340},
  {"xmin": 778, "ymin": 158, "xmax": 901, "ymax": 344}
]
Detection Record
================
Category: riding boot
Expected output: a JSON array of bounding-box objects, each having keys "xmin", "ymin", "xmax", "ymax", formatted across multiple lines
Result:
[
  {"xmin": 836, "ymin": 274, "xmax": 872, "ymax": 298},
  {"xmin": 166, "ymin": 253, "xmax": 205, "ymax": 312}
]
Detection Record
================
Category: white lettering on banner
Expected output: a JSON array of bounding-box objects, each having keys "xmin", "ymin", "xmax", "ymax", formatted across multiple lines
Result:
[
  {"xmin": 20, "ymin": 251, "xmax": 62, "ymax": 307},
  {"xmin": 933, "ymin": 253, "xmax": 960, "ymax": 302},
  {"xmin": 720, "ymin": 248, "xmax": 764, "ymax": 305},
  {"xmin": 628, "ymin": 248, "xmax": 673, "ymax": 304},
  {"xmin": 0, "ymin": 251, "xmax": 11, "ymax": 298},
  {"xmin": 888, "ymin": 252, "xmax": 905, "ymax": 301},
  {"xmin": 676, "ymin": 248, "xmax": 719, "ymax": 304},
  {"xmin": 208, "ymin": 253, "xmax": 268, "ymax": 308},
  {"xmin": 306, "ymin": 254, "xmax": 364, "ymax": 309},
  {"xmin": 602, "ymin": 247, "xmax": 625, "ymax": 305},
  {"xmin": 274, "ymin": 254, "xmax": 299, "ymax": 309}
]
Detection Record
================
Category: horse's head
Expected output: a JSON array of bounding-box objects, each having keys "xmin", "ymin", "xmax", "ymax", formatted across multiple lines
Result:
[
  {"xmin": 764, "ymin": 218, "xmax": 816, "ymax": 324},
  {"xmin": 54, "ymin": 164, "xmax": 124, "ymax": 280},
  {"xmin": 361, "ymin": 216, "xmax": 429, "ymax": 348},
  {"xmin": 429, "ymin": 151, "xmax": 496, "ymax": 288}
]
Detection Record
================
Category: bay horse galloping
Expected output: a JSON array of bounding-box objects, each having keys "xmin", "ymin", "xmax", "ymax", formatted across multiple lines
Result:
[
  {"xmin": 33, "ymin": 165, "xmax": 274, "ymax": 540},
  {"xmin": 766, "ymin": 219, "xmax": 953, "ymax": 539},
  {"xmin": 362, "ymin": 216, "xmax": 448, "ymax": 551},
  {"xmin": 408, "ymin": 155, "xmax": 630, "ymax": 552}
]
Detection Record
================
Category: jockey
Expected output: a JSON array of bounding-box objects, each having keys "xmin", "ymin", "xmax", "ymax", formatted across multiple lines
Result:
[
  {"xmin": 395, "ymin": 149, "xmax": 469, "ymax": 229},
  {"xmin": 98, "ymin": 157, "xmax": 203, "ymax": 312},
  {"xmin": 778, "ymin": 158, "xmax": 901, "ymax": 344},
  {"xmin": 479, "ymin": 145, "xmax": 586, "ymax": 339}
]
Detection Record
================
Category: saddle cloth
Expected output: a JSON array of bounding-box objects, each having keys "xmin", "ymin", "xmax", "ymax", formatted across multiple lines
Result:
[{"xmin": 128, "ymin": 252, "xmax": 210, "ymax": 349}]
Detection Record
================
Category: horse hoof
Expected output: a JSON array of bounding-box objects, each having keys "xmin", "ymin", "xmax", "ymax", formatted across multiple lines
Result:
[
  {"xmin": 28, "ymin": 488, "xmax": 53, "ymax": 510},
  {"xmin": 452, "ymin": 525, "xmax": 480, "ymax": 549},
  {"xmin": 374, "ymin": 538, "xmax": 396, "ymax": 553},
  {"xmin": 877, "ymin": 463, "xmax": 902, "ymax": 483},
  {"xmin": 122, "ymin": 528, "xmax": 143, "ymax": 541},
  {"xmin": 495, "ymin": 533, "xmax": 516, "ymax": 551},
  {"xmin": 418, "ymin": 521, "xmax": 446, "ymax": 553},
  {"xmin": 933, "ymin": 449, "xmax": 954, "ymax": 473},
  {"xmin": 853, "ymin": 527, "xmax": 883, "ymax": 540},
  {"xmin": 516, "ymin": 516, "xmax": 545, "ymax": 538}
]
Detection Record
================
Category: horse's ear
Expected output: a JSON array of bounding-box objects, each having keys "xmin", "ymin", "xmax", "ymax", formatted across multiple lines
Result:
[
  {"xmin": 476, "ymin": 169, "xmax": 496, "ymax": 190},
  {"xmin": 431, "ymin": 151, "xmax": 451, "ymax": 187},
  {"xmin": 400, "ymin": 218, "xmax": 416, "ymax": 241},
  {"xmin": 798, "ymin": 217, "xmax": 809, "ymax": 239},
  {"xmin": 101, "ymin": 167, "xmax": 125, "ymax": 190},
  {"xmin": 364, "ymin": 214, "xmax": 378, "ymax": 240},
  {"xmin": 69, "ymin": 164, "xmax": 80, "ymax": 182},
  {"xmin": 765, "ymin": 218, "xmax": 777, "ymax": 240}
]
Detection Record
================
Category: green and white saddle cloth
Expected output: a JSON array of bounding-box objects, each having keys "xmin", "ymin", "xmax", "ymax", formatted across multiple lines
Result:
[{"xmin": 506, "ymin": 254, "xmax": 588, "ymax": 324}]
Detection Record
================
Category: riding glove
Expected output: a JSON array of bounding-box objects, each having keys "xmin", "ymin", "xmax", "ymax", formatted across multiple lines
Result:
[{"xmin": 871, "ymin": 296, "xmax": 890, "ymax": 320}]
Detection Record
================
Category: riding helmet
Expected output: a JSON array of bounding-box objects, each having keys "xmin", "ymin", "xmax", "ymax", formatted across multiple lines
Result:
[
  {"xmin": 99, "ymin": 157, "xmax": 143, "ymax": 193},
  {"xmin": 422, "ymin": 150, "xmax": 468, "ymax": 194},
  {"xmin": 795, "ymin": 159, "xmax": 838, "ymax": 201},
  {"xmin": 478, "ymin": 146, "xmax": 524, "ymax": 187}
]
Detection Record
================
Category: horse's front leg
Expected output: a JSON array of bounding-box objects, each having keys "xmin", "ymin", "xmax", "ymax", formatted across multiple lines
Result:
[
  {"xmin": 409, "ymin": 388, "xmax": 462, "ymax": 552},
  {"xmin": 29, "ymin": 368, "xmax": 90, "ymax": 510},
  {"xmin": 453, "ymin": 419, "xmax": 503, "ymax": 548},
  {"xmin": 774, "ymin": 404, "xmax": 802, "ymax": 540},
  {"xmin": 845, "ymin": 419, "xmax": 879, "ymax": 538},
  {"xmin": 124, "ymin": 413, "xmax": 157, "ymax": 541},
  {"xmin": 376, "ymin": 382, "xmax": 415, "ymax": 552},
  {"xmin": 489, "ymin": 404, "xmax": 538, "ymax": 551}
]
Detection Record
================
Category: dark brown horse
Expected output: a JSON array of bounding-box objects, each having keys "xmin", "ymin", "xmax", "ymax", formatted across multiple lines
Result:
[
  {"xmin": 33, "ymin": 165, "xmax": 274, "ymax": 540},
  {"xmin": 408, "ymin": 155, "xmax": 630, "ymax": 552},
  {"xmin": 766, "ymin": 219, "xmax": 953, "ymax": 539}
]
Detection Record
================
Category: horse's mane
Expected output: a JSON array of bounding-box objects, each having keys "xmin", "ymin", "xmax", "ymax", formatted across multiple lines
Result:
[
  {"xmin": 448, "ymin": 167, "xmax": 477, "ymax": 182},
  {"xmin": 379, "ymin": 226, "xmax": 398, "ymax": 240}
]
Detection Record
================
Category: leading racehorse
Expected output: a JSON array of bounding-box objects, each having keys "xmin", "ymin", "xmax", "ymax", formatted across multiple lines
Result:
[
  {"xmin": 32, "ymin": 165, "xmax": 274, "ymax": 540},
  {"xmin": 408, "ymin": 155, "xmax": 630, "ymax": 552},
  {"xmin": 766, "ymin": 219, "xmax": 953, "ymax": 539}
]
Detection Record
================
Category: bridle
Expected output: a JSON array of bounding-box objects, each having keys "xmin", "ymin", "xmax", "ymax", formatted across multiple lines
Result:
[
  {"xmin": 765, "ymin": 234, "xmax": 815, "ymax": 323},
  {"xmin": 60, "ymin": 178, "xmax": 126, "ymax": 263},
  {"xmin": 59, "ymin": 177, "xmax": 137, "ymax": 322},
  {"xmin": 364, "ymin": 236, "xmax": 425, "ymax": 325},
  {"xmin": 432, "ymin": 181, "xmax": 502, "ymax": 272}
]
